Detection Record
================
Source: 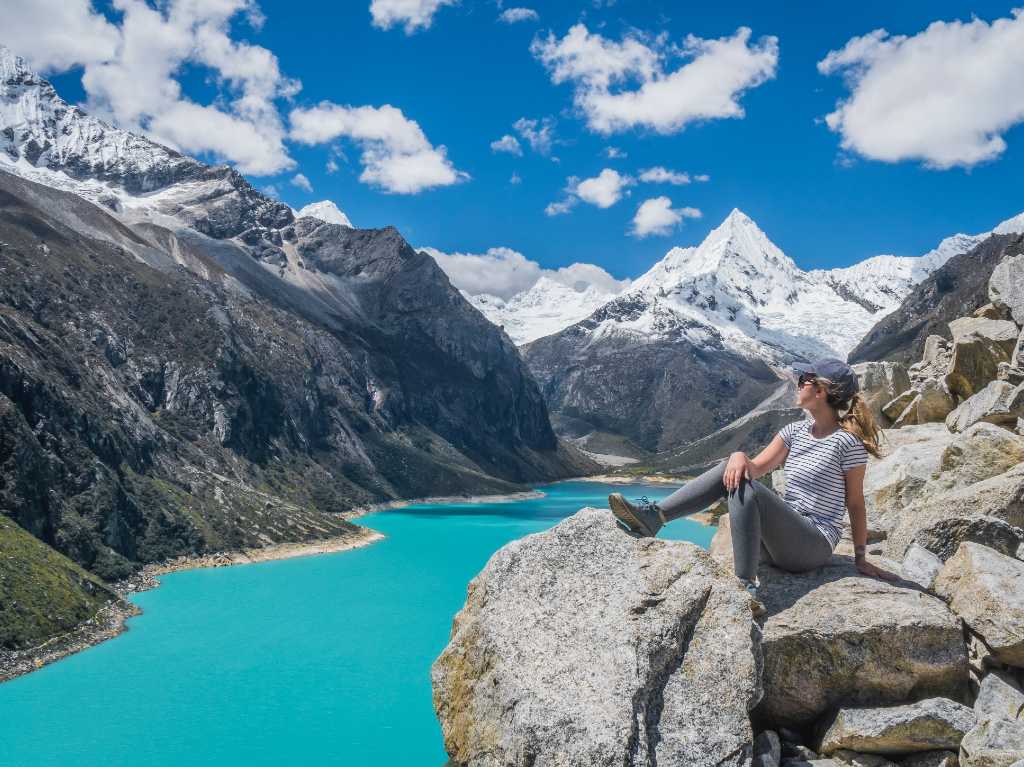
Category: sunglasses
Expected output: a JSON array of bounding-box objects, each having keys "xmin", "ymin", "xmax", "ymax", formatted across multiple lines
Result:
[{"xmin": 797, "ymin": 372, "xmax": 817, "ymax": 388}]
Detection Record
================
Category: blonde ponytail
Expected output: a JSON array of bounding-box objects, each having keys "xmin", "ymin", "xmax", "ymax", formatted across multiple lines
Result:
[{"xmin": 836, "ymin": 392, "xmax": 882, "ymax": 458}]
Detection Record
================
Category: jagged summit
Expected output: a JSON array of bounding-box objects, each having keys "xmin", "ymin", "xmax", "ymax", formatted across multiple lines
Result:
[{"xmin": 297, "ymin": 200, "xmax": 353, "ymax": 228}]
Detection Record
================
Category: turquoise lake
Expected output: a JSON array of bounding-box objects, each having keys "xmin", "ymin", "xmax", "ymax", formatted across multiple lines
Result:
[{"xmin": 0, "ymin": 480, "xmax": 713, "ymax": 767}]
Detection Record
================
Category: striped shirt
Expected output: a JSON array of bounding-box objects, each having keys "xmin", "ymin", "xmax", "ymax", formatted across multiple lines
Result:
[{"xmin": 776, "ymin": 419, "xmax": 869, "ymax": 548}]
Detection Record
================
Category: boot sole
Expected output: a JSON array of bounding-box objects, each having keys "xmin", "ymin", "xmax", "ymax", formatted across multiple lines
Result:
[{"xmin": 608, "ymin": 493, "xmax": 656, "ymax": 538}]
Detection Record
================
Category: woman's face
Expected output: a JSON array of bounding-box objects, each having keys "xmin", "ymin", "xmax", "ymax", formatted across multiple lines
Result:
[{"xmin": 795, "ymin": 373, "xmax": 822, "ymax": 408}]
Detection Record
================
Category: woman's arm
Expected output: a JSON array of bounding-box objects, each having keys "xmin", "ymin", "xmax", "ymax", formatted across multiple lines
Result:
[
  {"xmin": 723, "ymin": 435, "xmax": 788, "ymax": 490},
  {"xmin": 845, "ymin": 464, "xmax": 896, "ymax": 580}
]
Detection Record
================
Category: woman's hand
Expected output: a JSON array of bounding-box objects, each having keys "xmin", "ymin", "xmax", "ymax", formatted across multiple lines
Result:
[
  {"xmin": 855, "ymin": 557, "xmax": 898, "ymax": 581},
  {"xmin": 723, "ymin": 452, "xmax": 751, "ymax": 491}
]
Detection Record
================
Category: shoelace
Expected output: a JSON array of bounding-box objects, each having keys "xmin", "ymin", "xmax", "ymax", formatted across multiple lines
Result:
[{"xmin": 635, "ymin": 495, "xmax": 651, "ymax": 510}]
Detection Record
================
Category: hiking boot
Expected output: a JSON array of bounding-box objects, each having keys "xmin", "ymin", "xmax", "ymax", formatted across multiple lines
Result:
[
  {"xmin": 608, "ymin": 493, "xmax": 665, "ymax": 538},
  {"xmin": 743, "ymin": 580, "xmax": 767, "ymax": 619}
]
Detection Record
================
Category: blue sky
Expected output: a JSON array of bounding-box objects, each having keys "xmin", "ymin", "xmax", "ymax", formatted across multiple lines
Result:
[{"xmin": 35, "ymin": 1, "xmax": 1024, "ymax": 282}]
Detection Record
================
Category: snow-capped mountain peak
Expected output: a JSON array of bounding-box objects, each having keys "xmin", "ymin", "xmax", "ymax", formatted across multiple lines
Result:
[{"xmin": 297, "ymin": 200, "xmax": 353, "ymax": 228}]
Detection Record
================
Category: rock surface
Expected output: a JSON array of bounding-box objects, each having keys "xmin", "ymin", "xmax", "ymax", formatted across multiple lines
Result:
[
  {"xmin": 901, "ymin": 751, "xmax": 961, "ymax": 767},
  {"xmin": 854, "ymin": 362, "xmax": 912, "ymax": 426},
  {"xmin": 431, "ymin": 508, "xmax": 762, "ymax": 767},
  {"xmin": 818, "ymin": 699, "xmax": 976, "ymax": 755},
  {"xmin": 712, "ymin": 520, "xmax": 968, "ymax": 728},
  {"xmin": 884, "ymin": 465, "xmax": 1024, "ymax": 561},
  {"xmin": 959, "ymin": 719, "xmax": 1024, "ymax": 767},
  {"xmin": 990, "ymin": 255, "xmax": 1024, "ymax": 325},
  {"xmin": 946, "ymin": 382, "xmax": 1024, "ymax": 433},
  {"xmin": 975, "ymin": 672, "xmax": 1024, "ymax": 723},
  {"xmin": 934, "ymin": 543, "xmax": 1024, "ymax": 668}
]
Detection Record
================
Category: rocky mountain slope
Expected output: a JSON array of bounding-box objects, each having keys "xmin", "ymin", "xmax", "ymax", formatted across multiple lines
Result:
[
  {"xmin": 0, "ymin": 47, "xmax": 591, "ymax": 655},
  {"xmin": 850, "ymin": 233, "xmax": 1024, "ymax": 365}
]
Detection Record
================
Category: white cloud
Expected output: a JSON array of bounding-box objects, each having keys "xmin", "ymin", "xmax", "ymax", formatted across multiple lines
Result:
[
  {"xmin": 544, "ymin": 194, "xmax": 578, "ymax": 216},
  {"xmin": 490, "ymin": 134, "xmax": 523, "ymax": 155},
  {"xmin": 6, "ymin": 0, "xmax": 298, "ymax": 175},
  {"xmin": 513, "ymin": 116, "xmax": 556, "ymax": 154},
  {"xmin": 604, "ymin": 146, "xmax": 627, "ymax": 159},
  {"xmin": 423, "ymin": 245, "xmax": 629, "ymax": 299},
  {"xmin": 638, "ymin": 166, "xmax": 706, "ymax": 185},
  {"xmin": 531, "ymin": 23, "xmax": 778, "ymax": 134},
  {"xmin": 369, "ymin": 0, "xmax": 456, "ymax": 34},
  {"xmin": 290, "ymin": 102, "xmax": 468, "ymax": 194},
  {"xmin": 499, "ymin": 7, "xmax": 539, "ymax": 24},
  {"xmin": 326, "ymin": 158, "xmax": 339, "ymax": 173},
  {"xmin": 290, "ymin": 173, "xmax": 313, "ymax": 192},
  {"xmin": 817, "ymin": 10, "xmax": 1024, "ymax": 168},
  {"xmin": 631, "ymin": 196, "xmax": 701, "ymax": 237},
  {"xmin": 261, "ymin": 184, "xmax": 279, "ymax": 198},
  {"xmin": 510, "ymin": 172, "xmax": 522, "ymax": 184},
  {"xmin": 575, "ymin": 168, "xmax": 633, "ymax": 207},
  {"xmin": 422, "ymin": 246, "xmax": 541, "ymax": 298}
]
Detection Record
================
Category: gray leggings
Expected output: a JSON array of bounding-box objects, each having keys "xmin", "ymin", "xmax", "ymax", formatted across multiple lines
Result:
[{"xmin": 658, "ymin": 459, "xmax": 833, "ymax": 581}]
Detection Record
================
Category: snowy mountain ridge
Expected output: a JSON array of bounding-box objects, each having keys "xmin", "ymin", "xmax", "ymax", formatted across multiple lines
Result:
[
  {"xmin": 479, "ymin": 207, "xmax": 1022, "ymax": 354},
  {"xmin": 296, "ymin": 200, "xmax": 353, "ymax": 228}
]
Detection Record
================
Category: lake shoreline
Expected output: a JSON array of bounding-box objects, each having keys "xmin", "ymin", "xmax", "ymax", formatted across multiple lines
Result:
[{"xmin": 0, "ymin": 487, "xmax": 546, "ymax": 685}]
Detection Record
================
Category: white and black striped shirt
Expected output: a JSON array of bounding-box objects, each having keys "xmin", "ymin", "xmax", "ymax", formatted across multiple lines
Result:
[{"xmin": 777, "ymin": 419, "xmax": 868, "ymax": 548}]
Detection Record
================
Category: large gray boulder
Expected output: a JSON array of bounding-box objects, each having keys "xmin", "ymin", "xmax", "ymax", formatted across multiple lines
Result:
[
  {"xmin": 884, "ymin": 464, "xmax": 1024, "ymax": 561},
  {"xmin": 855, "ymin": 362, "xmax": 912, "ymax": 426},
  {"xmin": 959, "ymin": 719, "xmax": 1024, "ymax": 767},
  {"xmin": 709, "ymin": 523, "xmax": 968, "ymax": 728},
  {"xmin": 975, "ymin": 671, "xmax": 1024, "ymax": 723},
  {"xmin": 946, "ymin": 382, "xmax": 1024, "ymax": 433},
  {"xmin": 909, "ymin": 336, "xmax": 955, "ymax": 387},
  {"xmin": 936, "ymin": 424, "xmax": 1024, "ymax": 491},
  {"xmin": 431, "ymin": 508, "xmax": 762, "ymax": 767},
  {"xmin": 989, "ymin": 254, "xmax": 1024, "ymax": 326},
  {"xmin": 934, "ymin": 543, "xmax": 1024, "ymax": 668},
  {"xmin": 862, "ymin": 424, "xmax": 954, "ymax": 539},
  {"xmin": 900, "ymin": 751, "xmax": 961, "ymax": 767},
  {"xmin": 946, "ymin": 318, "xmax": 1019, "ymax": 403},
  {"xmin": 818, "ymin": 699, "xmax": 976, "ymax": 755}
]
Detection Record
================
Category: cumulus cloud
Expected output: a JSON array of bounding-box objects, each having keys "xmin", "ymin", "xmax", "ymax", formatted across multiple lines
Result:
[
  {"xmin": 423, "ymin": 245, "xmax": 630, "ymax": 299},
  {"xmin": 638, "ymin": 166, "xmax": 707, "ymax": 185},
  {"xmin": 604, "ymin": 146, "xmax": 627, "ymax": 159},
  {"xmin": 290, "ymin": 173, "xmax": 313, "ymax": 192},
  {"xmin": 817, "ymin": 10, "xmax": 1024, "ymax": 168},
  {"xmin": 513, "ymin": 116, "xmax": 556, "ymax": 155},
  {"xmin": 290, "ymin": 102, "xmax": 468, "ymax": 194},
  {"xmin": 499, "ymin": 7, "xmax": 539, "ymax": 24},
  {"xmin": 631, "ymin": 196, "xmax": 701, "ymax": 237},
  {"xmin": 490, "ymin": 134, "xmax": 523, "ymax": 155},
  {"xmin": 369, "ymin": 0, "xmax": 456, "ymax": 34},
  {"xmin": 6, "ymin": 0, "xmax": 298, "ymax": 175},
  {"xmin": 546, "ymin": 168, "xmax": 633, "ymax": 215},
  {"xmin": 575, "ymin": 168, "xmax": 634, "ymax": 207},
  {"xmin": 531, "ymin": 23, "xmax": 778, "ymax": 134}
]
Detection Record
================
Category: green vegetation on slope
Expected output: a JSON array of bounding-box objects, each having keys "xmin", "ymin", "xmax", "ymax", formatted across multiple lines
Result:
[{"xmin": 0, "ymin": 516, "xmax": 117, "ymax": 651}]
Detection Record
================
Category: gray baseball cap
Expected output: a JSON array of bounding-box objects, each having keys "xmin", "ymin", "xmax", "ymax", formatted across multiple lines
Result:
[{"xmin": 792, "ymin": 357, "xmax": 859, "ymax": 401}]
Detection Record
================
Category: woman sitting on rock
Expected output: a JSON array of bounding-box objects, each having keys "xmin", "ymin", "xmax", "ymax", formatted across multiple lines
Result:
[{"xmin": 608, "ymin": 357, "xmax": 895, "ymax": 609}]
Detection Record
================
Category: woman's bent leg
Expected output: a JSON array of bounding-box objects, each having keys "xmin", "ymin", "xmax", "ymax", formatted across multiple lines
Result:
[
  {"xmin": 656, "ymin": 459, "xmax": 729, "ymax": 521},
  {"xmin": 728, "ymin": 480, "xmax": 833, "ymax": 581}
]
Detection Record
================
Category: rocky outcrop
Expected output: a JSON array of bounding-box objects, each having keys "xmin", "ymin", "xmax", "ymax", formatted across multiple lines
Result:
[
  {"xmin": 431, "ymin": 509, "xmax": 762, "ymax": 767},
  {"xmin": 946, "ymin": 382, "xmax": 1024, "ymax": 433},
  {"xmin": 891, "ymin": 379, "xmax": 958, "ymax": 428},
  {"xmin": 884, "ymin": 466, "xmax": 1024, "ymax": 561},
  {"xmin": 818, "ymin": 699, "xmax": 976, "ymax": 755},
  {"xmin": 934, "ymin": 543, "xmax": 1024, "ymax": 668},
  {"xmin": 710, "ymin": 518, "xmax": 968, "ymax": 728},
  {"xmin": 945, "ymin": 319, "xmax": 1020, "ymax": 402},
  {"xmin": 990, "ymin": 255, "xmax": 1024, "ymax": 325}
]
